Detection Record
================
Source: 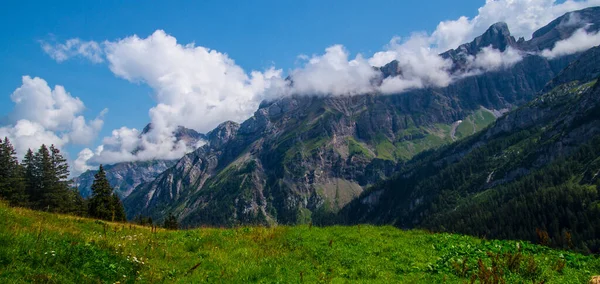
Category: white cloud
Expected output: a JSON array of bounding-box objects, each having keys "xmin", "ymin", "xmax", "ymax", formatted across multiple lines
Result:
[
  {"xmin": 541, "ymin": 27, "xmax": 600, "ymax": 58},
  {"xmin": 372, "ymin": 35, "xmax": 453, "ymax": 94},
  {"xmin": 0, "ymin": 76, "xmax": 105, "ymax": 174},
  {"xmin": 0, "ymin": 119, "xmax": 68, "ymax": 158},
  {"xmin": 104, "ymin": 30, "xmax": 279, "ymax": 133},
  {"xmin": 469, "ymin": 46, "xmax": 524, "ymax": 72},
  {"xmin": 41, "ymin": 38, "xmax": 103, "ymax": 63},
  {"xmin": 286, "ymin": 45, "xmax": 378, "ymax": 96},
  {"xmin": 69, "ymin": 109, "xmax": 107, "ymax": 145},
  {"xmin": 75, "ymin": 30, "xmax": 280, "ymax": 169}
]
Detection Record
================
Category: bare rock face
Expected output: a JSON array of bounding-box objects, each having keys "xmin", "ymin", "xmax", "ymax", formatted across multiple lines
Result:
[{"xmin": 124, "ymin": 7, "xmax": 600, "ymax": 227}]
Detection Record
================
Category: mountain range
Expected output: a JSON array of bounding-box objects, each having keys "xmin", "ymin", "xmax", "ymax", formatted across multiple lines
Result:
[
  {"xmin": 69, "ymin": 7, "xmax": 600, "ymax": 252},
  {"xmin": 112, "ymin": 7, "xmax": 600, "ymax": 230}
]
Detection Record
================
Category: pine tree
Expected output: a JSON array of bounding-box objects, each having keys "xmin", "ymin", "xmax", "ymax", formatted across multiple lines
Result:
[
  {"xmin": 22, "ymin": 149, "xmax": 37, "ymax": 203},
  {"xmin": 43, "ymin": 145, "xmax": 71, "ymax": 212},
  {"xmin": 65, "ymin": 187, "xmax": 88, "ymax": 217},
  {"xmin": 33, "ymin": 144, "xmax": 52, "ymax": 210},
  {"xmin": 88, "ymin": 165, "xmax": 125, "ymax": 222},
  {"xmin": 0, "ymin": 137, "xmax": 27, "ymax": 206},
  {"xmin": 111, "ymin": 193, "xmax": 126, "ymax": 222},
  {"xmin": 163, "ymin": 213, "xmax": 179, "ymax": 230}
]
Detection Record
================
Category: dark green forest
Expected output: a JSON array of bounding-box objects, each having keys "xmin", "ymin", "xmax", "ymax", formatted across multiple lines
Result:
[{"xmin": 0, "ymin": 138, "xmax": 126, "ymax": 222}]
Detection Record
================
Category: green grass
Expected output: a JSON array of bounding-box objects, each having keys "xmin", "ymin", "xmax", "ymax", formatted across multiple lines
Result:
[
  {"xmin": 373, "ymin": 134, "xmax": 396, "ymax": 161},
  {"xmin": 347, "ymin": 137, "xmax": 374, "ymax": 159},
  {"xmin": 1, "ymin": 203, "xmax": 599, "ymax": 283},
  {"xmin": 455, "ymin": 108, "xmax": 497, "ymax": 140},
  {"xmin": 394, "ymin": 125, "xmax": 454, "ymax": 161}
]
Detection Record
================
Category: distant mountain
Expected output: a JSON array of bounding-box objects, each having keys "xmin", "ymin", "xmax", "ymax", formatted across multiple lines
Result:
[
  {"xmin": 343, "ymin": 46, "xmax": 600, "ymax": 252},
  {"xmin": 124, "ymin": 7, "xmax": 600, "ymax": 227},
  {"xmin": 73, "ymin": 125, "xmax": 206, "ymax": 198}
]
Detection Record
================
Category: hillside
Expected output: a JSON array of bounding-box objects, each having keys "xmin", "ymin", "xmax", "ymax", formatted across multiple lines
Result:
[
  {"xmin": 122, "ymin": 7, "xmax": 600, "ymax": 227},
  {"xmin": 343, "ymin": 46, "xmax": 600, "ymax": 252},
  {"xmin": 1, "ymin": 202, "xmax": 598, "ymax": 283}
]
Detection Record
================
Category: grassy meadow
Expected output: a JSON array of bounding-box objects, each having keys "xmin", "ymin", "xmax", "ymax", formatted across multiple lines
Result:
[{"xmin": 0, "ymin": 202, "xmax": 599, "ymax": 283}]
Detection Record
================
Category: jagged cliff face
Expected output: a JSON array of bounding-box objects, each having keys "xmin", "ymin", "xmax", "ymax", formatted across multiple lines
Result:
[
  {"xmin": 73, "ymin": 125, "xmax": 206, "ymax": 198},
  {"xmin": 124, "ymin": 7, "xmax": 600, "ymax": 227}
]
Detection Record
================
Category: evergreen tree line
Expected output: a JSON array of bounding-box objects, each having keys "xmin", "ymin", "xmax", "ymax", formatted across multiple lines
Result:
[{"xmin": 0, "ymin": 137, "xmax": 125, "ymax": 222}]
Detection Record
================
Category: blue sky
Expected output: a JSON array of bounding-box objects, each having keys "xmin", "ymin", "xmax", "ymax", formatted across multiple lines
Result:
[
  {"xmin": 0, "ymin": 0, "xmax": 596, "ymax": 173},
  {"xmin": 0, "ymin": 0, "xmax": 480, "ymax": 132}
]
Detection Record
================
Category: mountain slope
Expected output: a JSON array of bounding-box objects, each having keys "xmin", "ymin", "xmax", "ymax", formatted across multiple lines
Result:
[
  {"xmin": 124, "ymin": 7, "xmax": 600, "ymax": 227},
  {"xmin": 343, "ymin": 46, "xmax": 600, "ymax": 252}
]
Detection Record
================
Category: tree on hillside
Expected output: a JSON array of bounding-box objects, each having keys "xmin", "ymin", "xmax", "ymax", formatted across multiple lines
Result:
[
  {"xmin": 24, "ymin": 144, "xmax": 74, "ymax": 212},
  {"xmin": 65, "ymin": 186, "xmax": 88, "ymax": 217},
  {"xmin": 31, "ymin": 145, "xmax": 53, "ymax": 210},
  {"xmin": 0, "ymin": 137, "xmax": 27, "ymax": 206},
  {"xmin": 40, "ymin": 145, "xmax": 72, "ymax": 212},
  {"xmin": 88, "ymin": 165, "xmax": 126, "ymax": 222},
  {"xmin": 22, "ymin": 149, "xmax": 37, "ymax": 203},
  {"xmin": 112, "ymin": 193, "xmax": 126, "ymax": 222},
  {"xmin": 163, "ymin": 213, "xmax": 179, "ymax": 230}
]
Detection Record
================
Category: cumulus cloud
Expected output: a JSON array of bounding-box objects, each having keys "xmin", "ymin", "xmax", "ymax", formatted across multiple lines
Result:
[
  {"xmin": 469, "ymin": 46, "xmax": 524, "ymax": 72},
  {"xmin": 373, "ymin": 35, "xmax": 453, "ymax": 94},
  {"xmin": 0, "ymin": 76, "xmax": 105, "ymax": 170},
  {"xmin": 104, "ymin": 30, "xmax": 279, "ymax": 133},
  {"xmin": 74, "ymin": 30, "xmax": 281, "ymax": 170},
  {"xmin": 286, "ymin": 45, "xmax": 378, "ymax": 96},
  {"xmin": 0, "ymin": 120, "xmax": 68, "ymax": 156},
  {"xmin": 41, "ymin": 38, "xmax": 103, "ymax": 63},
  {"xmin": 541, "ymin": 27, "xmax": 600, "ymax": 58}
]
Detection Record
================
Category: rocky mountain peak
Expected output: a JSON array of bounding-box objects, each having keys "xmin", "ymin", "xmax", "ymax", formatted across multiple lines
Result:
[
  {"xmin": 207, "ymin": 121, "xmax": 240, "ymax": 147},
  {"xmin": 459, "ymin": 21, "xmax": 516, "ymax": 55},
  {"xmin": 523, "ymin": 7, "xmax": 600, "ymax": 51}
]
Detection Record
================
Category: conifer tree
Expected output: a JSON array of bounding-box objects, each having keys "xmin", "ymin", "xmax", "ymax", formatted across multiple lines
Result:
[
  {"xmin": 111, "ymin": 193, "xmax": 126, "ymax": 222},
  {"xmin": 163, "ymin": 213, "xmax": 179, "ymax": 230},
  {"xmin": 41, "ymin": 145, "xmax": 71, "ymax": 212},
  {"xmin": 65, "ymin": 186, "xmax": 88, "ymax": 217},
  {"xmin": 0, "ymin": 137, "xmax": 27, "ymax": 206},
  {"xmin": 88, "ymin": 165, "xmax": 126, "ymax": 222},
  {"xmin": 33, "ymin": 144, "xmax": 52, "ymax": 210},
  {"xmin": 22, "ymin": 149, "xmax": 37, "ymax": 202}
]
